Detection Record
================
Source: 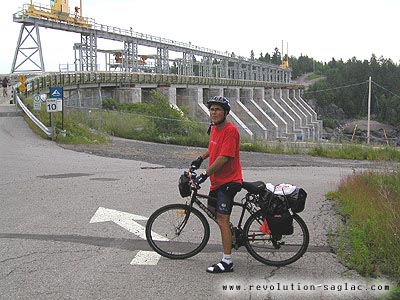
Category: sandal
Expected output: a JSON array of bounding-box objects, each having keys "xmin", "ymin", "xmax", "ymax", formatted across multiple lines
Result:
[{"xmin": 206, "ymin": 261, "xmax": 234, "ymax": 273}]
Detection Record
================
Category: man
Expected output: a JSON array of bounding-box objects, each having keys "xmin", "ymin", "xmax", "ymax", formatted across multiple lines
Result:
[
  {"xmin": 2, "ymin": 77, "xmax": 8, "ymax": 96},
  {"xmin": 191, "ymin": 96, "xmax": 243, "ymax": 273}
]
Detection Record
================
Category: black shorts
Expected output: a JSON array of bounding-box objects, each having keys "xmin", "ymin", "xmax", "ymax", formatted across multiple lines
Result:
[{"xmin": 208, "ymin": 182, "xmax": 242, "ymax": 215}]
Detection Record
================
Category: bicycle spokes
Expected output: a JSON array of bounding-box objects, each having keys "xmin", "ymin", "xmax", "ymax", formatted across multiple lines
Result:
[
  {"xmin": 243, "ymin": 212, "xmax": 309, "ymax": 266},
  {"xmin": 146, "ymin": 204, "xmax": 210, "ymax": 259}
]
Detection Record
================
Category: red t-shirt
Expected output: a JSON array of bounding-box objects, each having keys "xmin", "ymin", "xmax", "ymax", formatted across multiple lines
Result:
[{"xmin": 208, "ymin": 122, "xmax": 243, "ymax": 191}]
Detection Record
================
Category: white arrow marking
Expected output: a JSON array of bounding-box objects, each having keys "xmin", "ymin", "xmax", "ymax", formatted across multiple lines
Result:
[
  {"xmin": 130, "ymin": 251, "xmax": 161, "ymax": 265},
  {"xmin": 90, "ymin": 207, "xmax": 168, "ymax": 241},
  {"xmin": 90, "ymin": 207, "xmax": 168, "ymax": 266}
]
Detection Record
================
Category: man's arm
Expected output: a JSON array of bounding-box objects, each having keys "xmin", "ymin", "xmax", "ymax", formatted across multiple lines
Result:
[
  {"xmin": 191, "ymin": 150, "xmax": 209, "ymax": 170},
  {"xmin": 199, "ymin": 150, "xmax": 209, "ymax": 161},
  {"xmin": 205, "ymin": 155, "xmax": 231, "ymax": 176}
]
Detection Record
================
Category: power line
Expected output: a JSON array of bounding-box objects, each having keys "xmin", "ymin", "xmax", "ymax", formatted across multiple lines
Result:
[
  {"xmin": 304, "ymin": 81, "xmax": 367, "ymax": 94},
  {"xmin": 371, "ymin": 81, "xmax": 400, "ymax": 99},
  {"xmin": 304, "ymin": 79, "xmax": 400, "ymax": 99}
]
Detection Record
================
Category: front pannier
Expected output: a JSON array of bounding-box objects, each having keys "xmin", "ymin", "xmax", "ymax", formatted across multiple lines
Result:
[
  {"xmin": 178, "ymin": 173, "xmax": 191, "ymax": 198},
  {"xmin": 286, "ymin": 188, "xmax": 307, "ymax": 213}
]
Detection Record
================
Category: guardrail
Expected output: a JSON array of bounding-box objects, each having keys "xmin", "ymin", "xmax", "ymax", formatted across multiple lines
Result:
[{"xmin": 14, "ymin": 88, "xmax": 52, "ymax": 137}]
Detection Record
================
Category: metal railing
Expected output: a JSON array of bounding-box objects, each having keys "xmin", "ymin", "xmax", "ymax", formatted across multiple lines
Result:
[
  {"xmin": 14, "ymin": 87, "xmax": 52, "ymax": 137},
  {"xmin": 18, "ymin": 71, "xmax": 299, "ymax": 98}
]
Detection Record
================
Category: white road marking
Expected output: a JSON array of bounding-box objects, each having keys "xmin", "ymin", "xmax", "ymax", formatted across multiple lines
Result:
[
  {"xmin": 90, "ymin": 207, "xmax": 169, "ymax": 265},
  {"xmin": 90, "ymin": 207, "xmax": 168, "ymax": 241},
  {"xmin": 130, "ymin": 251, "xmax": 162, "ymax": 265}
]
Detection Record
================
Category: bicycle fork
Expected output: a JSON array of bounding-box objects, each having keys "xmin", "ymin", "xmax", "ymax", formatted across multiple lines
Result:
[{"xmin": 174, "ymin": 207, "xmax": 192, "ymax": 236}]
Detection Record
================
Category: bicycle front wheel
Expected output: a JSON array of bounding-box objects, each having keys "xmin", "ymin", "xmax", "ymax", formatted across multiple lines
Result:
[
  {"xmin": 145, "ymin": 204, "xmax": 210, "ymax": 259},
  {"xmin": 243, "ymin": 210, "xmax": 309, "ymax": 266}
]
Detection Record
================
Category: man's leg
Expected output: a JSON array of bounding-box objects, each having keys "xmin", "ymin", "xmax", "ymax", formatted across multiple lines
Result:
[
  {"xmin": 206, "ymin": 189, "xmax": 235, "ymax": 273},
  {"xmin": 217, "ymin": 213, "xmax": 232, "ymax": 255}
]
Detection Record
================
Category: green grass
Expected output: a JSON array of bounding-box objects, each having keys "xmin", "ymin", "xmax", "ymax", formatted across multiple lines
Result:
[
  {"xmin": 23, "ymin": 98, "xmax": 109, "ymax": 145},
  {"xmin": 310, "ymin": 144, "xmax": 400, "ymax": 162},
  {"xmin": 328, "ymin": 170, "xmax": 400, "ymax": 296}
]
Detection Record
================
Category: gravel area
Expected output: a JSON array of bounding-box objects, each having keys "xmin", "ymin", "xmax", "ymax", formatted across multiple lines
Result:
[{"xmin": 59, "ymin": 136, "xmax": 395, "ymax": 170}]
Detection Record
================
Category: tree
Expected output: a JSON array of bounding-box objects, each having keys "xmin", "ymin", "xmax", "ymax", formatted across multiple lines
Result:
[
  {"xmin": 264, "ymin": 53, "xmax": 271, "ymax": 63},
  {"xmin": 308, "ymin": 54, "xmax": 400, "ymax": 125},
  {"xmin": 271, "ymin": 47, "xmax": 281, "ymax": 65}
]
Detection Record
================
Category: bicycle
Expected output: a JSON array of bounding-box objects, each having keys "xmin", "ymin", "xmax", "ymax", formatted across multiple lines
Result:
[{"xmin": 145, "ymin": 169, "xmax": 309, "ymax": 267}]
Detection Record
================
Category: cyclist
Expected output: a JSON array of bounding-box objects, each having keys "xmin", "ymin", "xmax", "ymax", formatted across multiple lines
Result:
[
  {"xmin": 191, "ymin": 96, "xmax": 243, "ymax": 273},
  {"xmin": 2, "ymin": 77, "xmax": 8, "ymax": 97}
]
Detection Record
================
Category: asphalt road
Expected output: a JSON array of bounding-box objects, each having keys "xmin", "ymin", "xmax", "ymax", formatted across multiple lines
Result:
[{"xmin": 0, "ymin": 105, "xmax": 395, "ymax": 300}]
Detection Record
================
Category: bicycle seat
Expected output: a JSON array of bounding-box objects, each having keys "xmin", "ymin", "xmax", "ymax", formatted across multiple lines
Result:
[{"xmin": 242, "ymin": 181, "xmax": 266, "ymax": 194}]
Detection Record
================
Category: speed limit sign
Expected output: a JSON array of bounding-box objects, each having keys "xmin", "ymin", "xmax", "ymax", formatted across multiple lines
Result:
[{"xmin": 46, "ymin": 99, "xmax": 58, "ymax": 112}]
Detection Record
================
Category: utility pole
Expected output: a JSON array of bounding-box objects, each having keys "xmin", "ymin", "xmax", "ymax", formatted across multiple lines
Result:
[{"xmin": 367, "ymin": 76, "xmax": 371, "ymax": 144}]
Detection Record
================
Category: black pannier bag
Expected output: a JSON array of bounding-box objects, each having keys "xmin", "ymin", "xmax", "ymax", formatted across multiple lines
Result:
[
  {"xmin": 266, "ymin": 210, "xmax": 294, "ymax": 235},
  {"xmin": 259, "ymin": 192, "xmax": 293, "ymax": 235},
  {"xmin": 178, "ymin": 173, "xmax": 191, "ymax": 198},
  {"xmin": 286, "ymin": 188, "xmax": 307, "ymax": 213}
]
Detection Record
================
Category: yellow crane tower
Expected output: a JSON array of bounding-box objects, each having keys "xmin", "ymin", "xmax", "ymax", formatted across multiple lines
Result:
[
  {"xmin": 280, "ymin": 41, "xmax": 290, "ymax": 69},
  {"xmin": 26, "ymin": 0, "xmax": 92, "ymax": 28}
]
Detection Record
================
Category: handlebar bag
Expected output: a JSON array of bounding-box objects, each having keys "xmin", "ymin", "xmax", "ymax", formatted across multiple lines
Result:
[{"xmin": 178, "ymin": 174, "xmax": 191, "ymax": 198}]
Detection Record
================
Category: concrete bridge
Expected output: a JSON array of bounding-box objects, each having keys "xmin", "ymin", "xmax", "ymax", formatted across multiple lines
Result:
[{"xmin": 19, "ymin": 72, "xmax": 322, "ymax": 142}]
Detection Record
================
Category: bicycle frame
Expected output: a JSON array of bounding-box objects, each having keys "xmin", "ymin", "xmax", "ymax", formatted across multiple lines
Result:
[
  {"xmin": 146, "ymin": 175, "xmax": 310, "ymax": 265},
  {"xmin": 183, "ymin": 186, "xmax": 260, "ymax": 232}
]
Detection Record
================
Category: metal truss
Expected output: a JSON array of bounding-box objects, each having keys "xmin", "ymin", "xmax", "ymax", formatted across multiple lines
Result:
[
  {"xmin": 156, "ymin": 48, "xmax": 169, "ymax": 74},
  {"xmin": 200, "ymin": 56, "xmax": 212, "ymax": 77},
  {"xmin": 80, "ymin": 33, "xmax": 97, "ymax": 71},
  {"xmin": 11, "ymin": 23, "xmax": 45, "ymax": 73},
  {"xmin": 123, "ymin": 40, "xmax": 138, "ymax": 72},
  {"xmin": 179, "ymin": 52, "xmax": 194, "ymax": 76}
]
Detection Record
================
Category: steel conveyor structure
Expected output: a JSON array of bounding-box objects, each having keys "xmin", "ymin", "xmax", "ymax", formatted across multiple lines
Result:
[{"xmin": 11, "ymin": 2, "xmax": 291, "ymax": 83}]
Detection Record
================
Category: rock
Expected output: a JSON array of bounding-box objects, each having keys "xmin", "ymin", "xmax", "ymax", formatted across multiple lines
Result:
[
  {"xmin": 318, "ymin": 103, "xmax": 346, "ymax": 121},
  {"xmin": 343, "ymin": 120, "xmax": 397, "ymax": 137}
]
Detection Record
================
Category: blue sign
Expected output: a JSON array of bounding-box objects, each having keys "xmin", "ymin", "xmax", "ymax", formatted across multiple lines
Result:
[{"xmin": 50, "ymin": 86, "xmax": 63, "ymax": 99}]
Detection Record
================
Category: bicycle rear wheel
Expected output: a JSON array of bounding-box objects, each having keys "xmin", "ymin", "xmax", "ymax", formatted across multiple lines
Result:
[
  {"xmin": 243, "ymin": 210, "xmax": 309, "ymax": 266},
  {"xmin": 145, "ymin": 204, "xmax": 210, "ymax": 259}
]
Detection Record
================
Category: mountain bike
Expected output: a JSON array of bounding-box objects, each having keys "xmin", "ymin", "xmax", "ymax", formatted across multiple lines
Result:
[{"xmin": 145, "ymin": 170, "xmax": 309, "ymax": 267}]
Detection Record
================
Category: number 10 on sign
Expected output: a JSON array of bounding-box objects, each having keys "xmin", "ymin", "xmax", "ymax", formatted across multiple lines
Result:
[{"xmin": 46, "ymin": 99, "xmax": 62, "ymax": 112}]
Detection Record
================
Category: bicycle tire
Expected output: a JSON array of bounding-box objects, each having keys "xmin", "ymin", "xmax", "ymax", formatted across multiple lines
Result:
[
  {"xmin": 145, "ymin": 204, "xmax": 210, "ymax": 259},
  {"xmin": 243, "ymin": 210, "xmax": 309, "ymax": 266}
]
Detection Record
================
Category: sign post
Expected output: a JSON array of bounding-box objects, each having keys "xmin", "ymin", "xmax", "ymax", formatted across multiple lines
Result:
[
  {"xmin": 46, "ymin": 99, "xmax": 58, "ymax": 140},
  {"xmin": 49, "ymin": 86, "xmax": 65, "ymax": 137}
]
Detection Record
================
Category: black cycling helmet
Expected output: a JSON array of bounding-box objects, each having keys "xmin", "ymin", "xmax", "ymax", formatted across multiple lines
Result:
[{"xmin": 206, "ymin": 96, "xmax": 230, "ymax": 113}]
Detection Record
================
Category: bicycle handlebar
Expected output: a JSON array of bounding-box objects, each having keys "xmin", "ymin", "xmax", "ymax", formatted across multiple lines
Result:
[{"xmin": 185, "ymin": 167, "xmax": 201, "ymax": 190}]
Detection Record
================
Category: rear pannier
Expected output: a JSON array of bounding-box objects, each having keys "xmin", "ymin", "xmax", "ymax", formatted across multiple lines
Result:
[
  {"xmin": 266, "ymin": 183, "xmax": 307, "ymax": 213},
  {"xmin": 258, "ymin": 190, "xmax": 293, "ymax": 236},
  {"xmin": 286, "ymin": 187, "xmax": 307, "ymax": 213}
]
